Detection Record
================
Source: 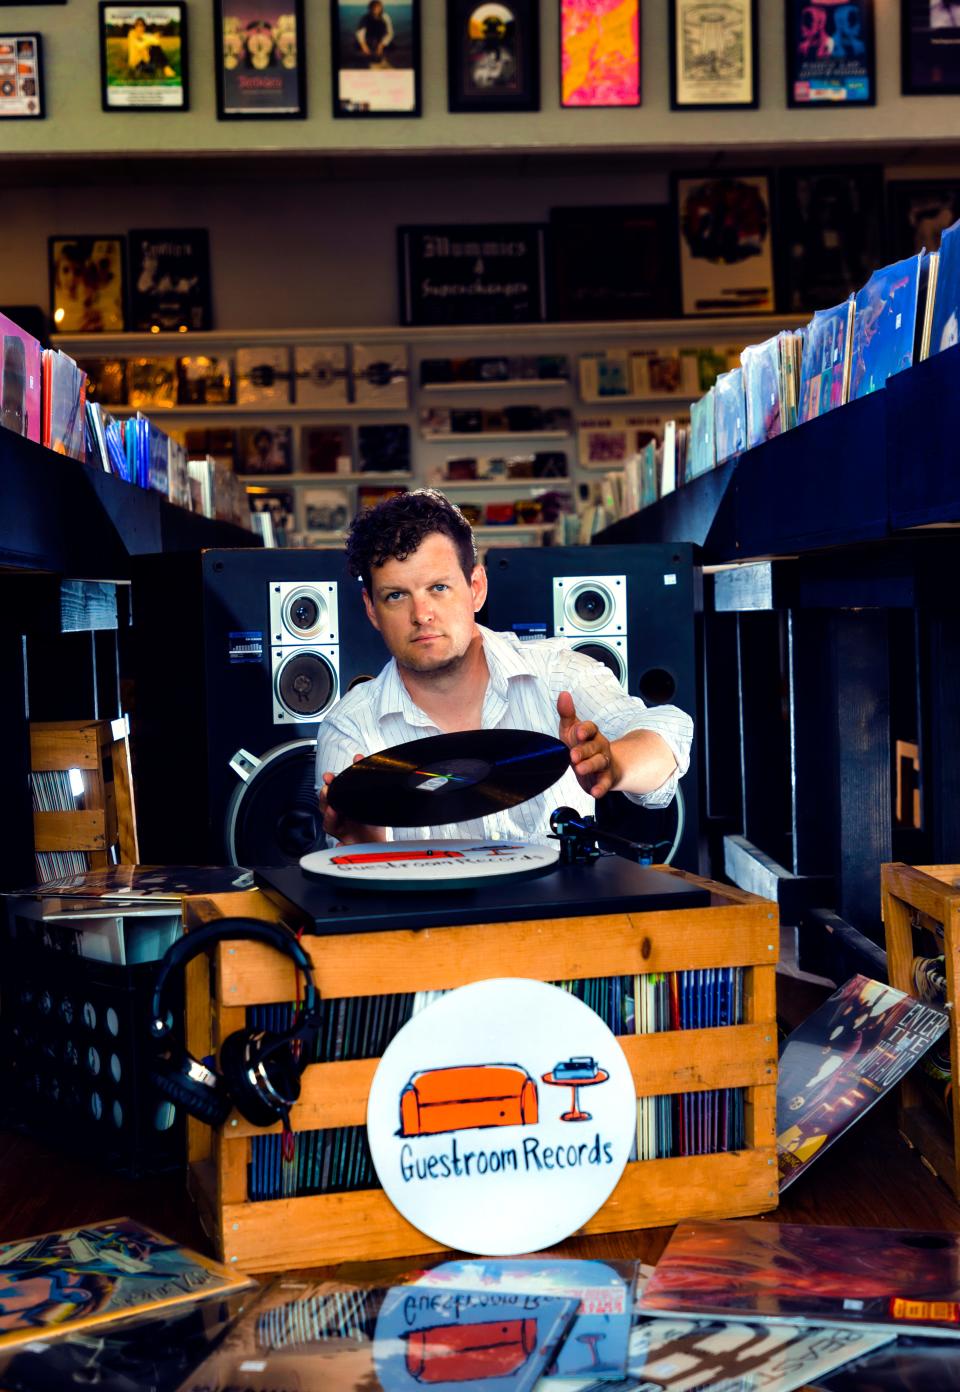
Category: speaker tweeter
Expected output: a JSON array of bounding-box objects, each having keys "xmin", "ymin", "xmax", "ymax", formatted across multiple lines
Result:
[
  {"xmin": 553, "ymin": 575, "xmax": 626, "ymax": 637},
  {"xmin": 269, "ymin": 581, "xmax": 339, "ymax": 645}
]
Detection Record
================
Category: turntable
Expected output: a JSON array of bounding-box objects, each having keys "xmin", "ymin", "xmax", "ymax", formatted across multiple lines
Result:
[{"xmin": 254, "ymin": 728, "xmax": 709, "ymax": 933}]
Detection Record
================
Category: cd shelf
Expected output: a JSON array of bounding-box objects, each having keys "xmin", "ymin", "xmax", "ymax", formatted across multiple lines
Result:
[
  {"xmin": 109, "ymin": 403, "xmax": 411, "ymax": 418},
  {"xmin": 429, "ymin": 478, "xmax": 568, "ymax": 489},
  {"xmin": 238, "ymin": 472, "xmax": 413, "ymax": 485},
  {"xmin": 421, "ymin": 430, "xmax": 571, "ymax": 442},
  {"xmin": 421, "ymin": 379, "xmax": 571, "ymax": 393}
]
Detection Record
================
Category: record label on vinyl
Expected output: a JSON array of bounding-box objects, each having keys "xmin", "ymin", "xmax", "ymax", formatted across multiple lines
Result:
[
  {"xmin": 300, "ymin": 839, "xmax": 559, "ymax": 890},
  {"xmin": 366, "ymin": 979, "xmax": 636, "ymax": 1255}
]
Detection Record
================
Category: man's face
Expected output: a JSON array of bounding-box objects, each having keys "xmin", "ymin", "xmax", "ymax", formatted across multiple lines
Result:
[{"xmin": 363, "ymin": 531, "xmax": 486, "ymax": 676}]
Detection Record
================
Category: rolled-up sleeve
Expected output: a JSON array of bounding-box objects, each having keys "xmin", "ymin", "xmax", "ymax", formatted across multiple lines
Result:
[{"xmin": 547, "ymin": 646, "xmax": 693, "ymax": 809}]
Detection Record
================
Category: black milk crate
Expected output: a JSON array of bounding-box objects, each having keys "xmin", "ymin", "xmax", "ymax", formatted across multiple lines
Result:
[{"xmin": 1, "ymin": 908, "xmax": 184, "ymax": 1177}]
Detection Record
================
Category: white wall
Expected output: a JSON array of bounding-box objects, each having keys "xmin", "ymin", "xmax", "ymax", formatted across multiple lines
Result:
[{"xmin": 1, "ymin": 0, "xmax": 960, "ymax": 158}]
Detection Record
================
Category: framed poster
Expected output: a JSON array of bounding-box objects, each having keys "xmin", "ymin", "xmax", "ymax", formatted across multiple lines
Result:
[
  {"xmin": 776, "ymin": 167, "xmax": 884, "ymax": 314},
  {"xmin": 560, "ymin": 0, "xmax": 641, "ymax": 107},
  {"xmin": 398, "ymin": 224, "xmax": 547, "ymax": 325},
  {"xmin": 214, "ymin": 0, "xmax": 306, "ymax": 118},
  {"xmin": 669, "ymin": 0, "xmax": 757, "ymax": 108},
  {"xmin": 49, "ymin": 235, "xmax": 126, "ymax": 333},
  {"xmin": 98, "ymin": 3, "xmax": 189, "ymax": 110},
  {"xmin": 674, "ymin": 173, "xmax": 775, "ymax": 317},
  {"xmin": 549, "ymin": 205, "xmax": 679, "ymax": 320},
  {"xmin": 332, "ymin": 0, "xmax": 421, "ymax": 116},
  {"xmin": 902, "ymin": 0, "xmax": 960, "ymax": 93},
  {"xmin": 786, "ymin": 0, "xmax": 875, "ymax": 105},
  {"xmin": 887, "ymin": 179, "xmax": 960, "ymax": 256},
  {"xmin": 0, "ymin": 34, "xmax": 43, "ymax": 118},
  {"xmin": 446, "ymin": 0, "xmax": 539, "ymax": 111},
  {"xmin": 128, "ymin": 228, "xmax": 212, "ymax": 331}
]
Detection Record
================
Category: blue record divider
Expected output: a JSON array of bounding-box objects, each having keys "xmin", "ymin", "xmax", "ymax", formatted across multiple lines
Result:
[{"xmin": 886, "ymin": 342, "xmax": 960, "ymax": 532}]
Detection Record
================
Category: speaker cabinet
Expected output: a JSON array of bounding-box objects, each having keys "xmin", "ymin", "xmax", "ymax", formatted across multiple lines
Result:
[
  {"xmin": 129, "ymin": 549, "xmax": 386, "ymax": 865},
  {"xmin": 484, "ymin": 544, "xmax": 703, "ymax": 872}
]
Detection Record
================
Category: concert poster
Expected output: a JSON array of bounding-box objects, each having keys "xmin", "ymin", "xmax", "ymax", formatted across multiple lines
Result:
[
  {"xmin": 675, "ymin": 173, "xmax": 775, "ymax": 316},
  {"xmin": 560, "ymin": 0, "xmax": 641, "ymax": 108},
  {"xmin": 332, "ymin": 0, "xmax": 421, "ymax": 116},
  {"xmin": 446, "ymin": 0, "xmax": 540, "ymax": 112},
  {"xmin": 902, "ymin": 0, "xmax": 960, "ymax": 93},
  {"xmin": 669, "ymin": 0, "xmax": 757, "ymax": 109},
  {"xmin": 786, "ymin": 0, "xmax": 875, "ymax": 106},
  {"xmin": 98, "ymin": 4, "xmax": 189, "ymax": 111},
  {"xmin": 0, "ymin": 33, "xmax": 43, "ymax": 119},
  {"xmin": 215, "ymin": 0, "xmax": 307, "ymax": 118}
]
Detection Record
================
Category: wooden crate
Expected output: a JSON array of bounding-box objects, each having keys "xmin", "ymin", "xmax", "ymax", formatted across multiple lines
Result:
[
  {"xmin": 882, "ymin": 861, "xmax": 960, "ymax": 1195},
  {"xmin": 182, "ymin": 870, "xmax": 780, "ymax": 1272},
  {"xmin": 30, "ymin": 717, "xmax": 139, "ymax": 868}
]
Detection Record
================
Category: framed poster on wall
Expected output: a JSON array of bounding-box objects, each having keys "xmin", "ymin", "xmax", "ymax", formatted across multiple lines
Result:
[
  {"xmin": 669, "ymin": 0, "xmax": 757, "ymax": 108},
  {"xmin": 902, "ymin": 0, "xmax": 960, "ymax": 93},
  {"xmin": 0, "ymin": 33, "xmax": 43, "ymax": 117},
  {"xmin": 398, "ymin": 224, "xmax": 547, "ymax": 325},
  {"xmin": 674, "ymin": 173, "xmax": 775, "ymax": 317},
  {"xmin": 786, "ymin": 0, "xmax": 875, "ymax": 106},
  {"xmin": 98, "ymin": 3, "xmax": 189, "ymax": 110},
  {"xmin": 128, "ymin": 228, "xmax": 212, "ymax": 331},
  {"xmin": 776, "ymin": 166, "xmax": 884, "ymax": 314},
  {"xmin": 887, "ymin": 180, "xmax": 960, "ymax": 257},
  {"xmin": 214, "ymin": 0, "xmax": 307, "ymax": 117},
  {"xmin": 446, "ymin": 0, "xmax": 540, "ymax": 111},
  {"xmin": 332, "ymin": 0, "xmax": 421, "ymax": 116},
  {"xmin": 560, "ymin": 0, "xmax": 640, "ymax": 107},
  {"xmin": 49, "ymin": 235, "xmax": 127, "ymax": 333}
]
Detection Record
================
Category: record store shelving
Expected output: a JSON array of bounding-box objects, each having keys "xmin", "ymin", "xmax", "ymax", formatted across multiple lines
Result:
[{"xmin": 595, "ymin": 342, "xmax": 960, "ymax": 966}]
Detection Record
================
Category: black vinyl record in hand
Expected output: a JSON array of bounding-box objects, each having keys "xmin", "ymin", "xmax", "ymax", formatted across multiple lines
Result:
[{"xmin": 326, "ymin": 728, "xmax": 570, "ymax": 828}]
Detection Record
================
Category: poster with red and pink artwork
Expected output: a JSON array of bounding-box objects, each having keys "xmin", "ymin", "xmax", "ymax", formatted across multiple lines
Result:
[{"xmin": 560, "ymin": 0, "xmax": 641, "ymax": 107}]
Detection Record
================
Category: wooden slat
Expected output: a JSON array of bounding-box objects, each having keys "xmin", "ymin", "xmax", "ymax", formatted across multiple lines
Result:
[
  {"xmin": 183, "ymin": 889, "xmax": 291, "ymax": 933},
  {"xmin": 29, "ymin": 721, "xmax": 103, "ymax": 770},
  {"xmin": 226, "ymin": 1023, "xmax": 777, "ymax": 1137},
  {"xmin": 649, "ymin": 864, "xmax": 773, "ymax": 907},
  {"xmin": 185, "ymin": 953, "xmax": 213, "ymax": 1170},
  {"xmin": 745, "ymin": 963, "xmax": 777, "ymax": 1025},
  {"xmin": 899, "ymin": 1106, "xmax": 959, "ymax": 1197},
  {"xmin": 216, "ymin": 907, "xmax": 778, "ymax": 1005},
  {"xmin": 881, "ymin": 862, "xmax": 960, "ymax": 919},
  {"xmin": 33, "ymin": 810, "xmax": 106, "ymax": 851},
  {"xmin": 744, "ymin": 1082, "xmax": 777, "ymax": 1152},
  {"xmin": 111, "ymin": 733, "xmax": 140, "ymax": 863},
  {"xmin": 216, "ymin": 1149, "xmax": 777, "ymax": 1271}
]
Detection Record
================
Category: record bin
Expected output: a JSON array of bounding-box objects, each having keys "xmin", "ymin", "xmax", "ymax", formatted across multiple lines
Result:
[
  {"xmin": 182, "ymin": 868, "xmax": 780, "ymax": 1272},
  {"xmin": 882, "ymin": 862, "xmax": 960, "ymax": 1196},
  {"xmin": 0, "ymin": 899, "xmax": 185, "ymax": 1178}
]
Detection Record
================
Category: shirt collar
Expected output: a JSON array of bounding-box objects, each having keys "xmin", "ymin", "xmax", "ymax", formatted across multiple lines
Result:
[{"xmin": 374, "ymin": 624, "xmax": 531, "ymax": 726}]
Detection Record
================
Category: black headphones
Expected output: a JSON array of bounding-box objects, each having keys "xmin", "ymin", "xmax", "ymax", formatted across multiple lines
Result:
[{"xmin": 150, "ymin": 917, "xmax": 320, "ymax": 1129}]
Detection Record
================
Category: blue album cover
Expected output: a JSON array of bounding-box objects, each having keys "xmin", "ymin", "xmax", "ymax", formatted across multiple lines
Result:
[
  {"xmin": 713, "ymin": 368, "xmax": 745, "ymax": 464},
  {"xmin": 797, "ymin": 299, "xmax": 854, "ymax": 423},
  {"xmin": 850, "ymin": 254, "xmax": 922, "ymax": 400},
  {"xmin": 788, "ymin": 0, "xmax": 874, "ymax": 105},
  {"xmin": 930, "ymin": 216, "xmax": 960, "ymax": 355},
  {"xmin": 411, "ymin": 1259, "xmax": 635, "ymax": 1380},
  {"xmin": 741, "ymin": 338, "xmax": 782, "ymax": 449},
  {"xmin": 144, "ymin": 417, "xmax": 170, "ymax": 496},
  {"xmin": 687, "ymin": 389, "xmax": 716, "ymax": 481},
  {"xmin": 638, "ymin": 441, "xmax": 658, "ymax": 508}
]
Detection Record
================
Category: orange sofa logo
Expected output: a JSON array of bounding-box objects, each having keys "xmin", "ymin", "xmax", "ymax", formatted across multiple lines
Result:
[
  {"xmin": 399, "ymin": 1064, "xmax": 539, "ymax": 1137},
  {"xmin": 404, "ymin": 1317, "xmax": 538, "ymax": 1381}
]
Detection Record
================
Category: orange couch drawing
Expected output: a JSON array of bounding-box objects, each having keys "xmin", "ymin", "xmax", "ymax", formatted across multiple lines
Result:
[
  {"xmin": 404, "ymin": 1317, "xmax": 538, "ymax": 1381},
  {"xmin": 399, "ymin": 1063, "xmax": 539, "ymax": 1136}
]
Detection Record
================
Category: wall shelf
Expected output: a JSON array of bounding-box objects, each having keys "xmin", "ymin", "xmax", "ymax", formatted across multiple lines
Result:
[
  {"xmin": 428, "ymin": 477, "xmax": 568, "ymax": 489},
  {"xmin": 421, "ymin": 380, "xmax": 571, "ymax": 393},
  {"xmin": 109, "ymin": 402, "xmax": 410, "ymax": 418},
  {"xmin": 421, "ymin": 430, "xmax": 570, "ymax": 442},
  {"xmin": 239, "ymin": 472, "xmax": 412, "ymax": 485}
]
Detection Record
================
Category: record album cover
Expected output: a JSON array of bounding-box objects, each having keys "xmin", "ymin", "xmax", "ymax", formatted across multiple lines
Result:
[
  {"xmin": 0, "ymin": 1217, "xmax": 254, "ymax": 1351},
  {"xmin": 352, "ymin": 343, "xmax": 409, "ymax": 407},
  {"xmin": 930, "ymin": 216, "xmax": 960, "ymax": 355},
  {"xmin": 787, "ymin": 0, "xmax": 874, "ymax": 104},
  {"xmin": 797, "ymin": 298, "xmax": 854, "ymax": 422},
  {"xmin": 550, "ymin": 206, "xmax": 677, "ymax": 321},
  {"xmin": 303, "ymin": 423, "xmax": 353, "ymax": 473},
  {"xmin": 850, "ymin": 253, "xmax": 923, "ymax": 400},
  {"xmin": 177, "ymin": 354, "xmax": 232, "ymax": 405},
  {"xmin": 236, "ymin": 345, "xmax": 292, "ymax": 405},
  {"xmin": 294, "ymin": 344, "xmax": 349, "ymax": 406},
  {"xmin": 76, "ymin": 356, "xmax": 127, "ymax": 407},
  {"xmin": 126, "ymin": 355, "xmax": 177, "ymax": 410},
  {"xmin": 129, "ymin": 228, "xmax": 211, "ymax": 332},
  {"xmin": 777, "ymin": 973, "xmax": 948, "ymax": 1191},
  {"xmin": 358, "ymin": 422, "xmax": 411, "ymax": 473},
  {"xmin": 304, "ymin": 486, "xmax": 350, "ymax": 532},
  {"xmin": 238, "ymin": 424, "xmax": 293, "ymax": 474},
  {"xmin": 639, "ymin": 1218, "xmax": 960, "ymax": 1338},
  {"xmin": 740, "ymin": 337, "xmax": 782, "ymax": 447},
  {"xmin": 713, "ymin": 366, "xmax": 746, "ymax": 462},
  {"xmin": 0, "ymin": 309, "xmax": 42, "ymax": 443}
]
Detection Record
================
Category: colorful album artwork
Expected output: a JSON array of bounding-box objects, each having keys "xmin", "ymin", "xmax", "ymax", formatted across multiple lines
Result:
[
  {"xmin": 0, "ymin": 309, "xmax": 42, "ymax": 444},
  {"xmin": 560, "ymin": 0, "xmax": 641, "ymax": 108},
  {"xmin": 902, "ymin": 0, "xmax": 960, "ymax": 94},
  {"xmin": 0, "ymin": 1218, "xmax": 253, "ymax": 1350},
  {"xmin": 797, "ymin": 298, "xmax": 854, "ymax": 422},
  {"xmin": 740, "ymin": 337, "xmax": 781, "ymax": 448},
  {"xmin": 670, "ymin": 0, "xmax": 756, "ymax": 108},
  {"xmin": 849, "ymin": 253, "xmax": 923, "ymax": 400},
  {"xmin": 639, "ymin": 1218, "xmax": 960, "ymax": 1338},
  {"xmin": 687, "ymin": 389, "xmax": 716, "ymax": 479},
  {"xmin": 98, "ymin": 4, "xmax": 189, "ymax": 111},
  {"xmin": 0, "ymin": 34, "xmax": 43, "ymax": 119},
  {"xmin": 930, "ymin": 217, "xmax": 960, "ymax": 354},
  {"xmin": 333, "ymin": 0, "xmax": 421, "ymax": 116},
  {"xmin": 447, "ymin": 0, "xmax": 539, "ymax": 112},
  {"xmin": 676, "ymin": 174, "xmax": 775, "ymax": 316},
  {"xmin": 49, "ymin": 235, "xmax": 126, "ymax": 334},
  {"xmin": 777, "ymin": 974, "xmax": 948, "ymax": 1191},
  {"xmin": 786, "ymin": 0, "xmax": 875, "ymax": 105},
  {"xmin": 713, "ymin": 366, "xmax": 746, "ymax": 461},
  {"xmin": 215, "ymin": 1, "xmax": 307, "ymax": 117}
]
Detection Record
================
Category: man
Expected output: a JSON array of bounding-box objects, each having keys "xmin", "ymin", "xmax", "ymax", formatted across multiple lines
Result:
[{"xmin": 315, "ymin": 490, "xmax": 692, "ymax": 846}]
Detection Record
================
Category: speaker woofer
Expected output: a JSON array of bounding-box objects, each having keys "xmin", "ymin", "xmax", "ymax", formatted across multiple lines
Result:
[
  {"xmin": 571, "ymin": 640, "xmax": 627, "ymax": 687},
  {"xmin": 273, "ymin": 649, "xmax": 338, "ymax": 722},
  {"xmin": 225, "ymin": 740, "xmax": 321, "ymax": 867}
]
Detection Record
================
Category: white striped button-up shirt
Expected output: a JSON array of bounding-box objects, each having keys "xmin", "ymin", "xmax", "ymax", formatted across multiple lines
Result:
[{"xmin": 314, "ymin": 625, "xmax": 693, "ymax": 843}]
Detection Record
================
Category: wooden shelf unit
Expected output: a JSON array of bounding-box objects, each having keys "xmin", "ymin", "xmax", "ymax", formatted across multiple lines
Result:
[
  {"xmin": 30, "ymin": 718, "xmax": 139, "ymax": 870},
  {"xmin": 882, "ymin": 861, "xmax": 960, "ymax": 1196},
  {"xmin": 181, "ymin": 872, "xmax": 779, "ymax": 1272}
]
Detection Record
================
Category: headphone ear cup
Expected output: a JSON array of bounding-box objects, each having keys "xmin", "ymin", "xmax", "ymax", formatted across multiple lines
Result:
[
  {"xmin": 219, "ymin": 1028, "xmax": 304, "ymax": 1129},
  {"xmin": 151, "ymin": 1052, "xmax": 232, "ymax": 1127}
]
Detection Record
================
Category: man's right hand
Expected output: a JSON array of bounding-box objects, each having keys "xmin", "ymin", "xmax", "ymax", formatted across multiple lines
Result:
[{"xmin": 319, "ymin": 753, "xmax": 387, "ymax": 845}]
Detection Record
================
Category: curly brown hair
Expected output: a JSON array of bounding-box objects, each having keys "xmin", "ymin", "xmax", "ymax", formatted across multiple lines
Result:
[{"xmin": 345, "ymin": 489, "xmax": 477, "ymax": 591}]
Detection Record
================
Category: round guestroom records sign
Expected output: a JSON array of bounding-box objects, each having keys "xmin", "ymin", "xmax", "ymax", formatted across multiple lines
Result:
[{"xmin": 366, "ymin": 978, "xmax": 636, "ymax": 1255}]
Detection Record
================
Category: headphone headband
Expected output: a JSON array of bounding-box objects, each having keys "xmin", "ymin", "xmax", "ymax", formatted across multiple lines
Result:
[{"xmin": 151, "ymin": 917, "xmax": 316, "ymax": 1038}]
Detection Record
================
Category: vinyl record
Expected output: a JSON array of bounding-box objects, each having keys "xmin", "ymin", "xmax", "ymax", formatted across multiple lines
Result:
[{"xmin": 325, "ymin": 729, "xmax": 570, "ymax": 828}]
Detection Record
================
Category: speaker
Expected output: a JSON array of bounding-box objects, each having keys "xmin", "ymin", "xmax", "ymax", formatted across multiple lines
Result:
[
  {"xmin": 129, "ymin": 549, "xmax": 387, "ymax": 865},
  {"xmin": 483, "ymin": 543, "xmax": 703, "ymax": 872}
]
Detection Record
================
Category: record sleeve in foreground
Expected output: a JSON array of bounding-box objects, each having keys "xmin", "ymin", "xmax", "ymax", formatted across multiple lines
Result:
[{"xmin": 638, "ymin": 1219, "xmax": 960, "ymax": 1338}]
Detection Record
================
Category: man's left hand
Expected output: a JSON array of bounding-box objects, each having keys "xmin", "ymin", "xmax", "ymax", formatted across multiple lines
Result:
[{"xmin": 557, "ymin": 690, "xmax": 619, "ymax": 799}]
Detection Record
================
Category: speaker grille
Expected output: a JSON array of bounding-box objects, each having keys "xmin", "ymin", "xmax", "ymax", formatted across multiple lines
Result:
[
  {"xmin": 225, "ymin": 740, "xmax": 321, "ymax": 866},
  {"xmin": 274, "ymin": 650, "xmax": 338, "ymax": 720},
  {"xmin": 571, "ymin": 640, "xmax": 627, "ymax": 686}
]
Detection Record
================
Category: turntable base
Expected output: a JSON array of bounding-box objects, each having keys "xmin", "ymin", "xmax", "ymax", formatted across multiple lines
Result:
[{"xmin": 299, "ymin": 838, "xmax": 560, "ymax": 891}]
